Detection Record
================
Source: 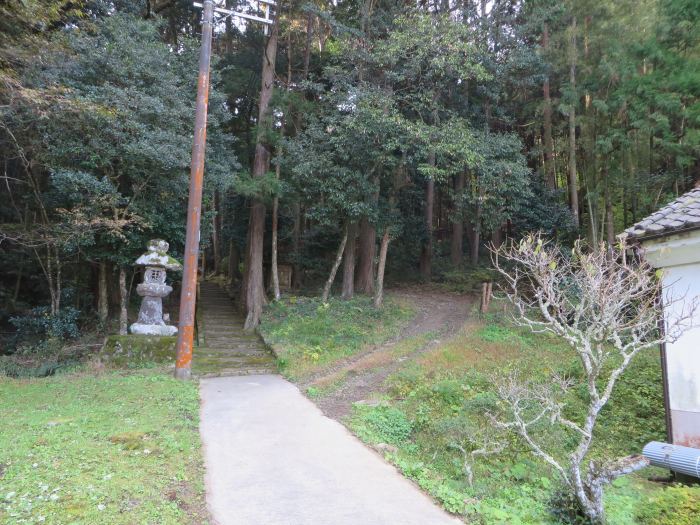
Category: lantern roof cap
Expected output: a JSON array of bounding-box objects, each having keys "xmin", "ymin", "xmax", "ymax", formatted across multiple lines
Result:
[{"xmin": 135, "ymin": 239, "xmax": 182, "ymax": 271}]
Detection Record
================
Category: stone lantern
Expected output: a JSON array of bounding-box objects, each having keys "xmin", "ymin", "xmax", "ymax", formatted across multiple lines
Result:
[{"xmin": 129, "ymin": 239, "xmax": 182, "ymax": 336}]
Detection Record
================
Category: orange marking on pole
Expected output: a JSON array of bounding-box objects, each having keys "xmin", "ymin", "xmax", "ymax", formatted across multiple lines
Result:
[{"xmin": 176, "ymin": 325, "xmax": 194, "ymax": 368}]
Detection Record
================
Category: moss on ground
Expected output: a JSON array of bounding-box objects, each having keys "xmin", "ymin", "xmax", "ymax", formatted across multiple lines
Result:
[
  {"xmin": 0, "ymin": 371, "xmax": 207, "ymax": 524},
  {"xmin": 101, "ymin": 335, "xmax": 176, "ymax": 366}
]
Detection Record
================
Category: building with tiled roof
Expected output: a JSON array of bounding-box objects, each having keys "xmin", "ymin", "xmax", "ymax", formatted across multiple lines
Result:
[
  {"xmin": 623, "ymin": 187, "xmax": 700, "ymax": 240},
  {"xmin": 626, "ymin": 187, "xmax": 700, "ymax": 450}
]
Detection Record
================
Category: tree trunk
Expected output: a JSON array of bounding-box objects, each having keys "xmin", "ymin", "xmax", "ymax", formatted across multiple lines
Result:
[
  {"xmin": 53, "ymin": 246, "xmax": 61, "ymax": 314},
  {"xmin": 243, "ymin": 18, "xmax": 279, "ymax": 330},
  {"xmin": 270, "ymin": 34, "xmax": 293, "ymax": 302},
  {"xmin": 491, "ymin": 225, "xmax": 504, "ymax": 249},
  {"xmin": 224, "ymin": 0, "xmax": 234, "ymax": 52},
  {"xmin": 40, "ymin": 245, "xmax": 59, "ymax": 315},
  {"xmin": 605, "ymin": 170, "xmax": 615, "ymax": 248},
  {"xmin": 119, "ymin": 267, "xmax": 128, "ymax": 335},
  {"xmin": 419, "ymin": 175, "xmax": 435, "ymax": 280},
  {"xmin": 373, "ymin": 228, "xmax": 390, "ymax": 308},
  {"xmin": 450, "ymin": 172, "xmax": 465, "ymax": 266},
  {"xmin": 469, "ymin": 225, "xmax": 481, "ymax": 266},
  {"xmin": 212, "ymin": 191, "xmax": 221, "ymax": 274},
  {"xmin": 355, "ymin": 216, "xmax": 376, "ymax": 293},
  {"xmin": 341, "ymin": 221, "xmax": 358, "ymax": 300},
  {"xmin": 303, "ymin": 13, "xmax": 313, "ymax": 80},
  {"xmin": 292, "ymin": 203, "xmax": 303, "ymax": 289},
  {"xmin": 322, "ymin": 227, "xmax": 348, "ymax": 303},
  {"xmin": 291, "ymin": 23, "xmax": 306, "ymax": 292},
  {"xmin": 12, "ymin": 263, "xmax": 23, "ymax": 306},
  {"xmin": 98, "ymin": 260, "xmax": 108, "ymax": 325},
  {"xmin": 469, "ymin": 195, "xmax": 482, "ymax": 266},
  {"xmin": 568, "ymin": 16, "xmax": 580, "ymax": 228},
  {"xmin": 271, "ymin": 158, "xmax": 281, "ymax": 301},
  {"xmin": 228, "ymin": 240, "xmax": 241, "ymax": 280},
  {"xmin": 244, "ymin": 200, "xmax": 266, "ymax": 330},
  {"xmin": 542, "ymin": 22, "xmax": 556, "ymax": 189},
  {"xmin": 480, "ymin": 281, "xmax": 493, "ymax": 313}
]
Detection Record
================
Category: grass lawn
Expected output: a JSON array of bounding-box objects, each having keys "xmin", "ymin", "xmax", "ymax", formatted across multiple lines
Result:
[
  {"xmin": 341, "ymin": 309, "xmax": 700, "ymax": 524},
  {"xmin": 259, "ymin": 295, "xmax": 415, "ymax": 380},
  {"xmin": 0, "ymin": 370, "xmax": 207, "ymax": 525}
]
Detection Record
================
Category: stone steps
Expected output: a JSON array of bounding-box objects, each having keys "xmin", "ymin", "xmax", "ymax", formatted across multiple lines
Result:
[
  {"xmin": 199, "ymin": 343, "xmax": 268, "ymax": 352},
  {"xmin": 197, "ymin": 366, "xmax": 278, "ymax": 378},
  {"xmin": 196, "ymin": 355, "xmax": 275, "ymax": 367},
  {"xmin": 197, "ymin": 350, "xmax": 271, "ymax": 358},
  {"xmin": 203, "ymin": 344, "xmax": 268, "ymax": 352},
  {"xmin": 200, "ymin": 333, "xmax": 262, "ymax": 341},
  {"xmin": 201, "ymin": 314, "xmax": 243, "ymax": 320},
  {"xmin": 193, "ymin": 281, "xmax": 276, "ymax": 377},
  {"xmin": 203, "ymin": 341, "xmax": 264, "ymax": 348}
]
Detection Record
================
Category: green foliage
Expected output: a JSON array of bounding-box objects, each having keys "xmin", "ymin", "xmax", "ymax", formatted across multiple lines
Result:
[
  {"xmin": 372, "ymin": 13, "xmax": 489, "ymax": 88},
  {"xmin": 437, "ymin": 267, "xmax": 498, "ymax": 293},
  {"xmin": 0, "ymin": 357, "xmax": 79, "ymax": 379},
  {"xmin": 635, "ymin": 484, "xmax": 700, "ymax": 525},
  {"xmin": 306, "ymin": 386, "xmax": 321, "ymax": 398},
  {"xmin": 2, "ymin": 306, "xmax": 85, "ymax": 376},
  {"xmin": 478, "ymin": 324, "xmax": 520, "ymax": 344},
  {"xmin": 1, "ymin": 7, "xmax": 237, "ymax": 319},
  {"xmin": 10, "ymin": 307, "xmax": 80, "ymax": 343},
  {"xmin": 285, "ymin": 85, "xmax": 405, "ymax": 226},
  {"xmin": 595, "ymin": 350, "xmax": 667, "ymax": 453},
  {"xmin": 0, "ymin": 371, "xmax": 206, "ymax": 524},
  {"xmin": 352, "ymin": 405, "xmax": 413, "ymax": 445},
  {"xmin": 233, "ymin": 170, "xmax": 281, "ymax": 201},
  {"xmin": 32, "ymin": 12, "xmax": 237, "ymax": 260}
]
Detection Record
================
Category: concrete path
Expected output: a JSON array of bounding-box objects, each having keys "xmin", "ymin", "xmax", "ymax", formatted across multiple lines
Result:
[{"xmin": 199, "ymin": 375, "xmax": 462, "ymax": 525}]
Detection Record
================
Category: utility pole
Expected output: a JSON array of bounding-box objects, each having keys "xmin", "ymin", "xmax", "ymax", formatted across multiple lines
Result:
[{"xmin": 175, "ymin": 0, "xmax": 276, "ymax": 380}]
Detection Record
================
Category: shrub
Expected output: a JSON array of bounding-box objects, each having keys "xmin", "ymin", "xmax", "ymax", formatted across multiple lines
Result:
[
  {"xmin": 438, "ymin": 267, "xmax": 499, "ymax": 293},
  {"xmin": 353, "ymin": 405, "xmax": 413, "ymax": 445},
  {"xmin": 0, "ymin": 356, "xmax": 78, "ymax": 378},
  {"xmin": 9, "ymin": 306, "xmax": 81, "ymax": 344},
  {"xmin": 636, "ymin": 485, "xmax": 700, "ymax": 525}
]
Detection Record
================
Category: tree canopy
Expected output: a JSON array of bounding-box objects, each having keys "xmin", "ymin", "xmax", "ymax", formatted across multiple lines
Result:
[{"xmin": 1, "ymin": 0, "xmax": 698, "ymax": 324}]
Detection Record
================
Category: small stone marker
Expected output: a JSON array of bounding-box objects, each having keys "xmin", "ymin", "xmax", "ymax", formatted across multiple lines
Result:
[
  {"xmin": 277, "ymin": 264, "xmax": 293, "ymax": 290},
  {"xmin": 130, "ymin": 239, "xmax": 182, "ymax": 336}
]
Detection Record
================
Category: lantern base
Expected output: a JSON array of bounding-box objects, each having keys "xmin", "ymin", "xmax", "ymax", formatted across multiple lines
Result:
[{"xmin": 129, "ymin": 323, "xmax": 178, "ymax": 336}]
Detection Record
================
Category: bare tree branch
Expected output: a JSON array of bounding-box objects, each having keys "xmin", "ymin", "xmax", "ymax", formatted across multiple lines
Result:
[{"xmin": 488, "ymin": 233, "xmax": 697, "ymax": 523}]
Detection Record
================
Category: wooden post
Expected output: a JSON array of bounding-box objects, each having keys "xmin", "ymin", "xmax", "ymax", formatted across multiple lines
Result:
[
  {"xmin": 175, "ymin": 0, "xmax": 214, "ymax": 380},
  {"xmin": 480, "ymin": 281, "xmax": 492, "ymax": 314}
]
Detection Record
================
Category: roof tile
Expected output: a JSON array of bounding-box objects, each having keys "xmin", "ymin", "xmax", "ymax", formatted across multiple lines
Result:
[{"xmin": 624, "ymin": 188, "xmax": 700, "ymax": 240}]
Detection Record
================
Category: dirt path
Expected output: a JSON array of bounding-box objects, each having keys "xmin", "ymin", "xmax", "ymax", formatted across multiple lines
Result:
[{"xmin": 304, "ymin": 286, "xmax": 473, "ymax": 420}]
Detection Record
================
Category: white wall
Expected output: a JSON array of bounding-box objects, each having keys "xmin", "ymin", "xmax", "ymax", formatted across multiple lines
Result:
[{"xmin": 643, "ymin": 230, "xmax": 700, "ymax": 447}]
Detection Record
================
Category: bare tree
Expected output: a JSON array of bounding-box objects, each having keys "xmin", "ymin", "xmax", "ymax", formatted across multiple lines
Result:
[{"xmin": 490, "ymin": 234, "xmax": 695, "ymax": 524}]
